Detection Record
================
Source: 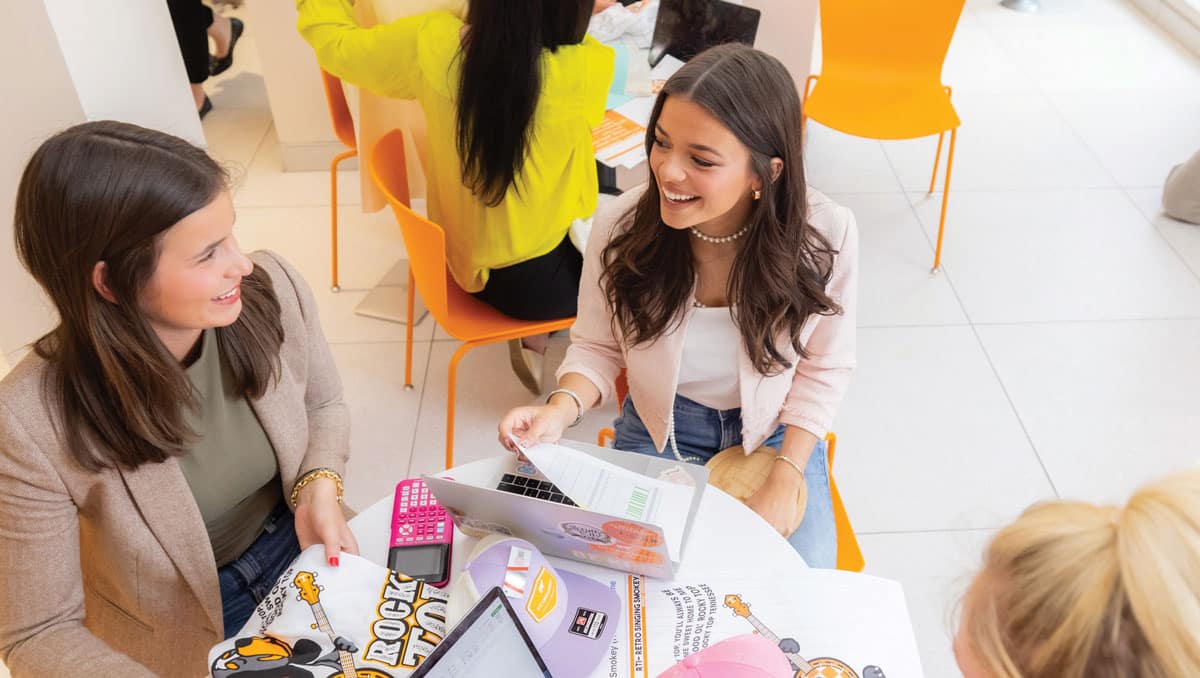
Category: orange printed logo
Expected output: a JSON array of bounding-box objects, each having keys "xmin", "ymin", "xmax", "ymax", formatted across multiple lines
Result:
[
  {"xmin": 526, "ymin": 567, "xmax": 558, "ymax": 622},
  {"xmin": 603, "ymin": 520, "xmax": 661, "ymax": 547}
]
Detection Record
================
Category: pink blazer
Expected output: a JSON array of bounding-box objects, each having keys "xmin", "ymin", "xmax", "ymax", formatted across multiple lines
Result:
[{"xmin": 557, "ymin": 186, "xmax": 858, "ymax": 452}]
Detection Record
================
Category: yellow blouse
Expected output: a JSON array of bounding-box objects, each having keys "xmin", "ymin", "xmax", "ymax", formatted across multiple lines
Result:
[{"xmin": 297, "ymin": 0, "xmax": 615, "ymax": 292}]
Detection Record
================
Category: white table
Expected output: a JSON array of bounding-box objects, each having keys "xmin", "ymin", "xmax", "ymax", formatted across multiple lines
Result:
[{"xmin": 348, "ymin": 484, "xmax": 806, "ymax": 580}]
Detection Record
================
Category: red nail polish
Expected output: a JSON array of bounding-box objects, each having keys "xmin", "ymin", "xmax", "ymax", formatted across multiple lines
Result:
[{"xmin": 329, "ymin": 556, "xmax": 339, "ymax": 567}]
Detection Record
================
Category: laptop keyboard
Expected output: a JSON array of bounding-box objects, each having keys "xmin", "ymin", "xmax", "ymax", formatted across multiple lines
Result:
[{"xmin": 496, "ymin": 473, "xmax": 577, "ymax": 506}]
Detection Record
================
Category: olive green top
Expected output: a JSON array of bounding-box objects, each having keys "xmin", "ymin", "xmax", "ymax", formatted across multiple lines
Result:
[{"xmin": 181, "ymin": 329, "xmax": 282, "ymax": 566}]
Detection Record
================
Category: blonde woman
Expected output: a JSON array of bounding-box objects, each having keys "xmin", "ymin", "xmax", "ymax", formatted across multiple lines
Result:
[{"xmin": 955, "ymin": 468, "xmax": 1200, "ymax": 678}]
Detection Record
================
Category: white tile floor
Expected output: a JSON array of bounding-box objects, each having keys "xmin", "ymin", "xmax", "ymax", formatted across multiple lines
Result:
[{"xmin": 4, "ymin": 3, "xmax": 1195, "ymax": 677}]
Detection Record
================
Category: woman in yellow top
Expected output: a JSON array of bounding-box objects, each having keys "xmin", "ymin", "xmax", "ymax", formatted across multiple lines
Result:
[{"xmin": 297, "ymin": 0, "xmax": 614, "ymax": 392}]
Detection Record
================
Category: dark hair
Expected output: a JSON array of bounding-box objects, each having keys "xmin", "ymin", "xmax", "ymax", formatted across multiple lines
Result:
[
  {"xmin": 13, "ymin": 121, "xmax": 283, "ymax": 471},
  {"xmin": 600, "ymin": 44, "xmax": 841, "ymax": 376},
  {"xmin": 456, "ymin": 0, "xmax": 593, "ymax": 206}
]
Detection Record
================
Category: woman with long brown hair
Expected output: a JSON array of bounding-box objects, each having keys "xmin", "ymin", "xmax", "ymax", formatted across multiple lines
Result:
[
  {"xmin": 500, "ymin": 44, "xmax": 859, "ymax": 567},
  {"xmin": 0, "ymin": 121, "xmax": 357, "ymax": 676}
]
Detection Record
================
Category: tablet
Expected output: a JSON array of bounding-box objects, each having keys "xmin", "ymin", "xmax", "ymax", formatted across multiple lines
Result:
[{"xmin": 410, "ymin": 586, "xmax": 552, "ymax": 678}]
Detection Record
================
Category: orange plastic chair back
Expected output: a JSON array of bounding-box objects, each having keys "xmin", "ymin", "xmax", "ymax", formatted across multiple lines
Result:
[
  {"xmin": 806, "ymin": 0, "xmax": 964, "ymax": 139},
  {"xmin": 825, "ymin": 432, "xmax": 864, "ymax": 571},
  {"xmin": 370, "ymin": 131, "xmax": 458, "ymax": 322},
  {"xmin": 320, "ymin": 69, "xmax": 357, "ymax": 151}
]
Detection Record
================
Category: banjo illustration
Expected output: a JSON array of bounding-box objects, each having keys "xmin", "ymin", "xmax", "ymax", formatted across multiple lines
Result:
[{"xmin": 723, "ymin": 594, "xmax": 886, "ymax": 678}]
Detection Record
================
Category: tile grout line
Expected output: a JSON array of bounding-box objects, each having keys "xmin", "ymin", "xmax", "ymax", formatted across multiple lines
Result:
[
  {"xmin": 1025, "ymin": 55, "xmax": 1200, "ymax": 288},
  {"xmin": 1116, "ymin": 186, "xmax": 1200, "ymax": 284},
  {"xmin": 856, "ymin": 526, "xmax": 1000, "ymax": 536},
  {"xmin": 967, "ymin": 322, "xmax": 1060, "ymax": 499},
  {"xmin": 874, "ymin": 125, "xmax": 1064, "ymax": 500}
]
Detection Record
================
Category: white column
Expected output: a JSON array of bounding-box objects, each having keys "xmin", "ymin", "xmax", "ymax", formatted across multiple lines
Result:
[{"xmin": 0, "ymin": 0, "xmax": 200, "ymax": 359}]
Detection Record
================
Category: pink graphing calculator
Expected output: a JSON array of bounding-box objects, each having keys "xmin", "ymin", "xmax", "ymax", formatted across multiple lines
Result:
[{"xmin": 388, "ymin": 478, "xmax": 453, "ymax": 587}]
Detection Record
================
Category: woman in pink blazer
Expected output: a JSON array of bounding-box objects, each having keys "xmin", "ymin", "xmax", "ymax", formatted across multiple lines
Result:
[{"xmin": 500, "ymin": 44, "xmax": 858, "ymax": 567}]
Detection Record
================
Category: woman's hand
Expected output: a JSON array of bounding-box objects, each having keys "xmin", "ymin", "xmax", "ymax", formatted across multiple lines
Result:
[
  {"xmin": 498, "ymin": 401, "xmax": 576, "ymax": 452},
  {"xmin": 593, "ymin": 0, "xmax": 619, "ymax": 15},
  {"xmin": 293, "ymin": 477, "xmax": 359, "ymax": 567},
  {"xmin": 744, "ymin": 466, "xmax": 807, "ymax": 537}
]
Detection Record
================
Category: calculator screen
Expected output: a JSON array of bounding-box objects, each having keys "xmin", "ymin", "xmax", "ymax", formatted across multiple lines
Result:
[{"xmin": 389, "ymin": 544, "xmax": 448, "ymax": 580}]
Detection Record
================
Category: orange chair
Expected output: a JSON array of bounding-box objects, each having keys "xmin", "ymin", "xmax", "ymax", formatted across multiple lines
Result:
[
  {"xmin": 369, "ymin": 129, "xmax": 575, "ymax": 469},
  {"xmin": 801, "ymin": 0, "xmax": 965, "ymax": 272},
  {"xmin": 319, "ymin": 69, "xmax": 358, "ymax": 292}
]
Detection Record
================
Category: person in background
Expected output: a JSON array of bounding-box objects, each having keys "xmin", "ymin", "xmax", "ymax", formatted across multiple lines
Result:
[
  {"xmin": 297, "ymin": 0, "xmax": 615, "ymax": 394},
  {"xmin": 499, "ymin": 44, "xmax": 858, "ymax": 568},
  {"xmin": 0, "ymin": 121, "xmax": 356, "ymax": 676},
  {"xmin": 1163, "ymin": 148, "xmax": 1200, "ymax": 224},
  {"xmin": 955, "ymin": 468, "xmax": 1200, "ymax": 678},
  {"xmin": 165, "ymin": 0, "xmax": 245, "ymax": 117}
]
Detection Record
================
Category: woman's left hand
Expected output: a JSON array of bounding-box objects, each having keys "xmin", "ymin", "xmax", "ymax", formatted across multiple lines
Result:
[
  {"xmin": 294, "ymin": 477, "xmax": 360, "ymax": 567},
  {"xmin": 744, "ymin": 470, "xmax": 807, "ymax": 537}
]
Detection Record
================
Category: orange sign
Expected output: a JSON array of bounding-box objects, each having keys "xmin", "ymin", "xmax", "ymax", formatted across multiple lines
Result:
[
  {"xmin": 591, "ymin": 110, "xmax": 646, "ymax": 163},
  {"xmin": 526, "ymin": 567, "xmax": 558, "ymax": 622}
]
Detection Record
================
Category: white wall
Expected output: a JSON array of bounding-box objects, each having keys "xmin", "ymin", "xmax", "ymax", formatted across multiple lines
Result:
[
  {"xmin": 247, "ymin": 1, "xmax": 341, "ymax": 171},
  {"xmin": 0, "ymin": 1, "xmax": 85, "ymax": 358},
  {"xmin": 43, "ymin": 0, "xmax": 202, "ymax": 146},
  {"xmin": 743, "ymin": 0, "xmax": 820, "ymax": 91},
  {"xmin": 2, "ymin": 0, "xmax": 201, "ymax": 359}
]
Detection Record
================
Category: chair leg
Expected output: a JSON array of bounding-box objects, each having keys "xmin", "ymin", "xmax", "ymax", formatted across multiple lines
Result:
[
  {"xmin": 928, "ymin": 132, "xmax": 945, "ymax": 195},
  {"xmin": 932, "ymin": 128, "xmax": 957, "ymax": 273},
  {"xmin": 330, "ymin": 156, "xmax": 340, "ymax": 292},
  {"xmin": 329, "ymin": 149, "xmax": 357, "ymax": 292},
  {"xmin": 445, "ymin": 343, "xmax": 474, "ymax": 469},
  {"xmin": 403, "ymin": 266, "xmax": 415, "ymax": 391}
]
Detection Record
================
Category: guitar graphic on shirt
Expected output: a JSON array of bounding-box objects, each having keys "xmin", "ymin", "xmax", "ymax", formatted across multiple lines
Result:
[
  {"xmin": 724, "ymin": 594, "xmax": 876, "ymax": 678},
  {"xmin": 293, "ymin": 571, "xmax": 392, "ymax": 678}
]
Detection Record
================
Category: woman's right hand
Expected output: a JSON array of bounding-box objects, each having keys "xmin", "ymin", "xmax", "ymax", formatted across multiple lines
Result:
[{"xmin": 498, "ymin": 403, "xmax": 575, "ymax": 452}]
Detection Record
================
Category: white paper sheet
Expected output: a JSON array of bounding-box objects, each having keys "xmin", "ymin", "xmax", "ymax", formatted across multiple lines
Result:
[{"xmin": 523, "ymin": 443, "xmax": 694, "ymax": 562}]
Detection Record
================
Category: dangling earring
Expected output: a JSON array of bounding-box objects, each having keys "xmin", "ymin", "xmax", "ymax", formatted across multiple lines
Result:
[{"xmin": 753, "ymin": 189, "xmax": 762, "ymax": 200}]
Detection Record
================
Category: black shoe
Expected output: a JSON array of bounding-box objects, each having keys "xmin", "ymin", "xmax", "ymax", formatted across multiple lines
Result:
[
  {"xmin": 208, "ymin": 17, "xmax": 244, "ymax": 77},
  {"xmin": 199, "ymin": 96, "xmax": 213, "ymax": 119}
]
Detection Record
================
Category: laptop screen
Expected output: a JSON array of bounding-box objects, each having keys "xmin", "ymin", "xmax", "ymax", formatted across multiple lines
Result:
[
  {"xmin": 649, "ymin": 0, "xmax": 761, "ymax": 67},
  {"xmin": 410, "ymin": 587, "xmax": 552, "ymax": 678}
]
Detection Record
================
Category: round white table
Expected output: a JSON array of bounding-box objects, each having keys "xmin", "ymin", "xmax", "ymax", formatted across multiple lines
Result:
[{"xmin": 349, "ymin": 484, "xmax": 807, "ymax": 581}]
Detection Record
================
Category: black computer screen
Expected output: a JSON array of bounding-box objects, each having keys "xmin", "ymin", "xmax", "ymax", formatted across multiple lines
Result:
[{"xmin": 649, "ymin": 0, "xmax": 761, "ymax": 67}]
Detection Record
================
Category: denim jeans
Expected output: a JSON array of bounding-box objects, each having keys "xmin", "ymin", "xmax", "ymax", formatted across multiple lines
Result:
[
  {"xmin": 217, "ymin": 500, "xmax": 301, "ymax": 637},
  {"xmin": 612, "ymin": 394, "xmax": 837, "ymax": 568}
]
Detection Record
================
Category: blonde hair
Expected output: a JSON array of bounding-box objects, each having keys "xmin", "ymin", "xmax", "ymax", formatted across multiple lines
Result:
[{"xmin": 959, "ymin": 468, "xmax": 1200, "ymax": 678}]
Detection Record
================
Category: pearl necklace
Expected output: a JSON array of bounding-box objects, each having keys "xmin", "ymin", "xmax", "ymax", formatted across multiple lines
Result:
[{"xmin": 689, "ymin": 223, "xmax": 750, "ymax": 244}]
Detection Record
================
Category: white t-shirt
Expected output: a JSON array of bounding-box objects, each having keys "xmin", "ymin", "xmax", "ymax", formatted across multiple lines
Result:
[{"xmin": 676, "ymin": 305, "xmax": 742, "ymax": 411}]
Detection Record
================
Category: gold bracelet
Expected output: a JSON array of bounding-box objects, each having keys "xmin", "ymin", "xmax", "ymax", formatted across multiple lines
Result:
[
  {"xmin": 290, "ymin": 468, "xmax": 344, "ymax": 508},
  {"xmin": 773, "ymin": 454, "xmax": 806, "ymax": 477}
]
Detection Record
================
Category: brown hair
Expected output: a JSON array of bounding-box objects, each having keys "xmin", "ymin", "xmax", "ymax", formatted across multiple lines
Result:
[
  {"xmin": 959, "ymin": 469, "xmax": 1200, "ymax": 678},
  {"xmin": 600, "ymin": 44, "xmax": 840, "ymax": 376},
  {"xmin": 13, "ymin": 121, "xmax": 283, "ymax": 471}
]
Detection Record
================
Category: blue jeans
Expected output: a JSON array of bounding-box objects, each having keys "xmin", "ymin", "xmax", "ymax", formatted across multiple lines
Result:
[
  {"xmin": 613, "ymin": 394, "xmax": 837, "ymax": 568},
  {"xmin": 217, "ymin": 500, "xmax": 301, "ymax": 638}
]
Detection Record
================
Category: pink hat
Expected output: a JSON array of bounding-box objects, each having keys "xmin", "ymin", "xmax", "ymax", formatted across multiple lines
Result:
[{"xmin": 657, "ymin": 634, "xmax": 794, "ymax": 678}]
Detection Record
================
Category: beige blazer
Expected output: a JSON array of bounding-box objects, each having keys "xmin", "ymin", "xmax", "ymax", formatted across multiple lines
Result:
[
  {"xmin": 557, "ymin": 186, "xmax": 858, "ymax": 452},
  {"xmin": 0, "ymin": 251, "xmax": 349, "ymax": 677}
]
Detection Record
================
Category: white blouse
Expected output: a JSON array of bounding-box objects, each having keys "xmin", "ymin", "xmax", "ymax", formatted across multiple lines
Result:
[{"xmin": 676, "ymin": 305, "xmax": 742, "ymax": 411}]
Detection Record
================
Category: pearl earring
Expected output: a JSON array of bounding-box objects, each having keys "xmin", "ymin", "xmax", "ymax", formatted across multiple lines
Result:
[{"xmin": 753, "ymin": 189, "xmax": 762, "ymax": 200}]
